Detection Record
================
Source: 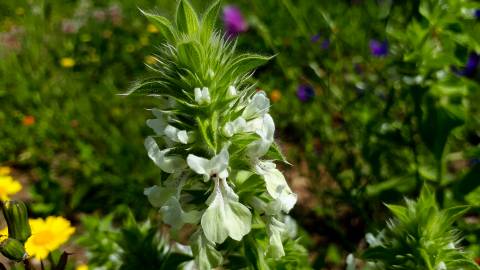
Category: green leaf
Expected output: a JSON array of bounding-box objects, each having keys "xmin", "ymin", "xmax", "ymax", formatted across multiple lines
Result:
[
  {"xmin": 140, "ymin": 9, "xmax": 175, "ymax": 42},
  {"xmin": 229, "ymin": 54, "xmax": 273, "ymax": 78},
  {"xmin": 385, "ymin": 204, "xmax": 408, "ymax": 222},
  {"xmin": 420, "ymin": 98, "xmax": 465, "ymax": 161},
  {"xmin": 201, "ymin": 0, "xmax": 221, "ymax": 41},
  {"xmin": 177, "ymin": 40, "xmax": 202, "ymax": 70},
  {"xmin": 453, "ymin": 163, "xmax": 480, "ymax": 200},
  {"xmin": 176, "ymin": 0, "xmax": 199, "ymax": 34},
  {"xmin": 264, "ymin": 142, "xmax": 290, "ymax": 165}
]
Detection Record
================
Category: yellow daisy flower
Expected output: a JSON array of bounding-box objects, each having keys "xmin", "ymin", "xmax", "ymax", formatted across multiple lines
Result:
[
  {"xmin": 0, "ymin": 226, "xmax": 8, "ymax": 242},
  {"xmin": 76, "ymin": 264, "xmax": 89, "ymax": 270},
  {"xmin": 25, "ymin": 217, "xmax": 75, "ymax": 260},
  {"xmin": 0, "ymin": 166, "xmax": 11, "ymax": 175},
  {"xmin": 60, "ymin": 57, "xmax": 76, "ymax": 68},
  {"xmin": 0, "ymin": 175, "xmax": 22, "ymax": 200}
]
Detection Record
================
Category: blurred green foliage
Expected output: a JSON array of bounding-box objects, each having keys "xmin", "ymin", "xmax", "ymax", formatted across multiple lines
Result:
[{"xmin": 1, "ymin": 0, "xmax": 480, "ymax": 269}]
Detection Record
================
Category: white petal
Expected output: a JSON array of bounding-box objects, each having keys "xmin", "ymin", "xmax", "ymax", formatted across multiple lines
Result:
[
  {"xmin": 201, "ymin": 178, "xmax": 251, "ymax": 243},
  {"xmin": 223, "ymin": 117, "xmax": 246, "ymax": 137},
  {"xmin": 191, "ymin": 230, "xmax": 223, "ymax": 270},
  {"xmin": 146, "ymin": 119, "xmax": 167, "ymax": 135},
  {"xmin": 160, "ymin": 197, "xmax": 201, "ymax": 230},
  {"xmin": 209, "ymin": 146, "xmax": 230, "ymax": 179},
  {"xmin": 242, "ymin": 91, "xmax": 270, "ymax": 119},
  {"xmin": 227, "ymin": 85, "xmax": 237, "ymax": 97},
  {"xmin": 164, "ymin": 125, "xmax": 189, "ymax": 144},
  {"xmin": 195, "ymin": 87, "xmax": 211, "ymax": 105},
  {"xmin": 144, "ymin": 137, "xmax": 185, "ymax": 173},
  {"xmin": 266, "ymin": 217, "xmax": 286, "ymax": 258},
  {"xmin": 144, "ymin": 185, "xmax": 176, "ymax": 208},
  {"xmin": 187, "ymin": 154, "xmax": 211, "ymax": 180},
  {"xmin": 255, "ymin": 161, "xmax": 297, "ymax": 213}
]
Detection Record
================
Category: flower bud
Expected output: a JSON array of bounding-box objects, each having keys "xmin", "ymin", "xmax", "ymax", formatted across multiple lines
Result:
[
  {"xmin": 1, "ymin": 201, "xmax": 31, "ymax": 243},
  {"xmin": 0, "ymin": 238, "xmax": 27, "ymax": 261}
]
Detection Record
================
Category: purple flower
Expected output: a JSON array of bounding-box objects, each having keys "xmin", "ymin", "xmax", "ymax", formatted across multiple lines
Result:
[
  {"xmin": 475, "ymin": 9, "xmax": 480, "ymax": 19},
  {"xmin": 321, "ymin": 39, "xmax": 330, "ymax": 49},
  {"xmin": 222, "ymin": 5, "xmax": 248, "ymax": 38},
  {"xmin": 369, "ymin": 40, "xmax": 388, "ymax": 57},
  {"xmin": 311, "ymin": 34, "xmax": 321, "ymax": 43},
  {"xmin": 454, "ymin": 52, "xmax": 479, "ymax": 78},
  {"xmin": 296, "ymin": 84, "xmax": 315, "ymax": 102}
]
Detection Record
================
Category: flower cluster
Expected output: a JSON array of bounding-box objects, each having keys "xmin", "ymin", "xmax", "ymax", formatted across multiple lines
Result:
[{"xmin": 131, "ymin": 1, "xmax": 298, "ymax": 268}]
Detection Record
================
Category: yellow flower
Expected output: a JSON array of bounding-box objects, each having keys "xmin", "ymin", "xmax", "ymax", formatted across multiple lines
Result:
[
  {"xmin": 0, "ymin": 175, "xmax": 22, "ymax": 200},
  {"xmin": 76, "ymin": 264, "xmax": 88, "ymax": 270},
  {"xmin": 60, "ymin": 58, "xmax": 75, "ymax": 68},
  {"xmin": 25, "ymin": 217, "xmax": 75, "ymax": 260},
  {"xmin": 144, "ymin": 55, "xmax": 157, "ymax": 65},
  {"xmin": 0, "ymin": 226, "xmax": 8, "ymax": 242},
  {"xmin": 0, "ymin": 166, "xmax": 11, "ymax": 175},
  {"xmin": 147, "ymin": 24, "xmax": 158, "ymax": 33}
]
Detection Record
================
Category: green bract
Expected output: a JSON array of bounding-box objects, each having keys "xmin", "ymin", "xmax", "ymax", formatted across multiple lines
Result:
[
  {"xmin": 130, "ymin": 1, "xmax": 298, "ymax": 268},
  {"xmin": 361, "ymin": 188, "xmax": 480, "ymax": 270}
]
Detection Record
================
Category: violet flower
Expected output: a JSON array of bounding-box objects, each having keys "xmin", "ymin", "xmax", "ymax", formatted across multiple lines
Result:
[
  {"xmin": 321, "ymin": 39, "xmax": 330, "ymax": 49},
  {"xmin": 475, "ymin": 9, "xmax": 480, "ymax": 19},
  {"xmin": 311, "ymin": 34, "xmax": 321, "ymax": 43},
  {"xmin": 222, "ymin": 5, "xmax": 248, "ymax": 38},
  {"xmin": 296, "ymin": 84, "xmax": 315, "ymax": 102},
  {"xmin": 369, "ymin": 40, "xmax": 388, "ymax": 57},
  {"xmin": 454, "ymin": 53, "xmax": 479, "ymax": 78}
]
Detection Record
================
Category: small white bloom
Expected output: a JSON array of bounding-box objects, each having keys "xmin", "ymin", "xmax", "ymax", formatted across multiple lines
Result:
[
  {"xmin": 346, "ymin": 254, "xmax": 356, "ymax": 270},
  {"xmin": 201, "ymin": 177, "xmax": 252, "ymax": 243},
  {"xmin": 187, "ymin": 146, "xmax": 229, "ymax": 181},
  {"xmin": 266, "ymin": 216, "xmax": 286, "ymax": 258},
  {"xmin": 194, "ymin": 87, "xmax": 211, "ymax": 105},
  {"xmin": 227, "ymin": 85, "xmax": 237, "ymax": 97},
  {"xmin": 242, "ymin": 91, "xmax": 270, "ymax": 119},
  {"xmin": 436, "ymin": 261, "xmax": 447, "ymax": 270},
  {"xmin": 146, "ymin": 109, "xmax": 168, "ymax": 135},
  {"xmin": 144, "ymin": 136, "xmax": 186, "ymax": 173},
  {"xmin": 247, "ymin": 114, "xmax": 275, "ymax": 159},
  {"xmin": 164, "ymin": 125, "xmax": 189, "ymax": 144},
  {"xmin": 255, "ymin": 160, "xmax": 297, "ymax": 213},
  {"xmin": 223, "ymin": 117, "xmax": 246, "ymax": 137}
]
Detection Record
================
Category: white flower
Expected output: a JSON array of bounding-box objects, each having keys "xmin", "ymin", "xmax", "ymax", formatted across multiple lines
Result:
[
  {"xmin": 436, "ymin": 262, "xmax": 447, "ymax": 270},
  {"xmin": 266, "ymin": 216, "xmax": 286, "ymax": 258},
  {"xmin": 227, "ymin": 85, "xmax": 237, "ymax": 97},
  {"xmin": 146, "ymin": 109, "xmax": 168, "ymax": 135},
  {"xmin": 160, "ymin": 197, "xmax": 201, "ymax": 229},
  {"xmin": 187, "ymin": 146, "xmax": 229, "ymax": 181},
  {"xmin": 201, "ymin": 177, "xmax": 252, "ymax": 243},
  {"xmin": 194, "ymin": 87, "xmax": 211, "ymax": 105},
  {"xmin": 246, "ymin": 114, "xmax": 275, "ymax": 159},
  {"xmin": 255, "ymin": 160, "xmax": 297, "ymax": 214},
  {"xmin": 164, "ymin": 125, "xmax": 189, "ymax": 144},
  {"xmin": 346, "ymin": 254, "xmax": 356, "ymax": 270},
  {"xmin": 144, "ymin": 136, "xmax": 186, "ymax": 173},
  {"xmin": 242, "ymin": 91, "xmax": 270, "ymax": 120},
  {"xmin": 223, "ymin": 117, "xmax": 246, "ymax": 137}
]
